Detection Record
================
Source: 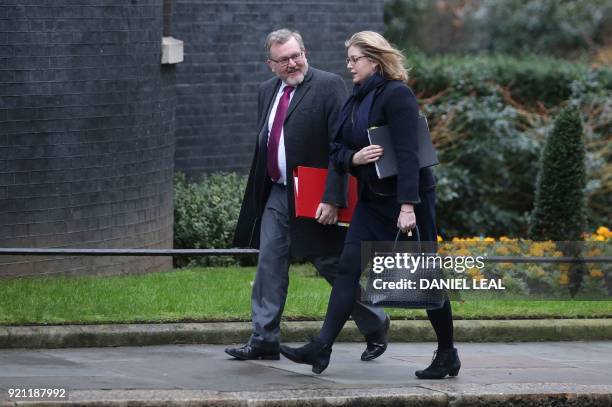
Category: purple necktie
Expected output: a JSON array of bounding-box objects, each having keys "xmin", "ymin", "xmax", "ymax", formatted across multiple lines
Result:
[{"xmin": 267, "ymin": 85, "xmax": 294, "ymax": 182}]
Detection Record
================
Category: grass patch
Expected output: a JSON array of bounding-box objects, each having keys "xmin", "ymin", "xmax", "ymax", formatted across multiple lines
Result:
[{"xmin": 1, "ymin": 265, "xmax": 611, "ymax": 325}]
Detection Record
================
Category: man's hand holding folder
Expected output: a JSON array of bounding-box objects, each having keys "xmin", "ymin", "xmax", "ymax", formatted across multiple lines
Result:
[
  {"xmin": 315, "ymin": 203, "xmax": 338, "ymax": 225},
  {"xmin": 293, "ymin": 166, "xmax": 358, "ymax": 226}
]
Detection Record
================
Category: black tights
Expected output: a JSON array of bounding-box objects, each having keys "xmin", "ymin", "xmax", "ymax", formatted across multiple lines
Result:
[
  {"xmin": 425, "ymin": 300, "xmax": 454, "ymax": 350},
  {"xmin": 318, "ymin": 242, "xmax": 454, "ymax": 350}
]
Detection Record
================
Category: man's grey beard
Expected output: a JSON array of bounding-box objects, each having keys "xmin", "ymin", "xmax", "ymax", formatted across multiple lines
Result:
[{"xmin": 286, "ymin": 66, "xmax": 308, "ymax": 86}]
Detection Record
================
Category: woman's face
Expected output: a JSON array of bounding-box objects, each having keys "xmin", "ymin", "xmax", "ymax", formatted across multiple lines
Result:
[{"xmin": 346, "ymin": 45, "xmax": 378, "ymax": 85}]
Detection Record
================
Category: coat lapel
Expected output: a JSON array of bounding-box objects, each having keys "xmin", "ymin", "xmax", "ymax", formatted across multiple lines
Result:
[{"xmin": 258, "ymin": 79, "xmax": 282, "ymax": 144}]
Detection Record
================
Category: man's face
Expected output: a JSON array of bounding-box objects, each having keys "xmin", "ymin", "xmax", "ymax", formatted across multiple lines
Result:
[{"xmin": 267, "ymin": 36, "xmax": 308, "ymax": 86}]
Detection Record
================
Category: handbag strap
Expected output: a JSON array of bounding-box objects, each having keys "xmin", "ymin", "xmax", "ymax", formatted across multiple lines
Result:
[{"xmin": 393, "ymin": 225, "xmax": 421, "ymax": 253}]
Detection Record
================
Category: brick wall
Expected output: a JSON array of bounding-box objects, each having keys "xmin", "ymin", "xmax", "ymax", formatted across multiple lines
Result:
[
  {"xmin": 0, "ymin": 0, "xmax": 175, "ymax": 277},
  {"xmin": 173, "ymin": 0, "xmax": 385, "ymax": 177},
  {"xmin": 0, "ymin": 0, "xmax": 385, "ymax": 277}
]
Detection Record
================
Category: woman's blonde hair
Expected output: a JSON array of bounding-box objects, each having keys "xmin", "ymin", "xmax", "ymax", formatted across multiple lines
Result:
[{"xmin": 345, "ymin": 31, "xmax": 408, "ymax": 83}]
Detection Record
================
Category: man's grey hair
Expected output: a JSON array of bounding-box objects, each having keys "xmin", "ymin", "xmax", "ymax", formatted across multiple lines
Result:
[{"xmin": 265, "ymin": 29, "xmax": 305, "ymax": 58}]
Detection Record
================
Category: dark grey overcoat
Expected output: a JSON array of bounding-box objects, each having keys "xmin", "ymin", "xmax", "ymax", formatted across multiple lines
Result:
[{"xmin": 233, "ymin": 67, "xmax": 349, "ymax": 258}]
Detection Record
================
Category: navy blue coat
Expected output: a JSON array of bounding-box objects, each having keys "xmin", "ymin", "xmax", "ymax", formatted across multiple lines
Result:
[{"xmin": 330, "ymin": 80, "xmax": 435, "ymax": 204}]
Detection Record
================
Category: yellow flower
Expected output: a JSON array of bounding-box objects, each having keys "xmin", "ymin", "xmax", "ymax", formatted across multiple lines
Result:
[
  {"xmin": 595, "ymin": 235, "xmax": 606, "ymax": 241},
  {"xmin": 529, "ymin": 241, "xmax": 556, "ymax": 256},
  {"xmin": 507, "ymin": 243, "xmax": 522, "ymax": 255},
  {"xmin": 495, "ymin": 246, "xmax": 510, "ymax": 256},
  {"xmin": 558, "ymin": 274, "xmax": 569, "ymax": 286},
  {"xmin": 528, "ymin": 265, "xmax": 546, "ymax": 278},
  {"xmin": 454, "ymin": 248, "xmax": 472, "ymax": 257},
  {"xmin": 470, "ymin": 272, "xmax": 485, "ymax": 281},
  {"xmin": 484, "ymin": 237, "xmax": 495, "ymax": 242},
  {"xmin": 590, "ymin": 270, "xmax": 604, "ymax": 279},
  {"xmin": 596, "ymin": 226, "xmax": 611, "ymax": 238},
  {"xmin": 467, "ymin": 267, "xmax": 479, "ymax": 277},
  {"xmin": 529, "ymin": 245, "xmax": 545, "ymax": 257},
  {"xmin": 587, "ymin": 248, "xmax": 603, "ymax": 257},
  {"xmin": 437, "ymin": 235, "xmax": 443, "ymax": 243}
]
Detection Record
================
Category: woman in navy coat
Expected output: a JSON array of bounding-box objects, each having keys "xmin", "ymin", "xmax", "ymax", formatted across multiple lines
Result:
[{"xmin": 281, "ymin": 31, "xmax": 460, "ymax": 379}]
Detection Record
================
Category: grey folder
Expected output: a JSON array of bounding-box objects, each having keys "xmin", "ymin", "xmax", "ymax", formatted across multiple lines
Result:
[{"xmin": 367, "ymin": 115, "xmax": 439, "ymax": 179}]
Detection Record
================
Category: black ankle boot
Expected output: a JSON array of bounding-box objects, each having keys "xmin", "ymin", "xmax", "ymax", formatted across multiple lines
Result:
[
  {"xmin": 280, "ymin": 337, "xmax": 332, "ymax": 374},
  {"xmin": 415, "ymin": 348, "xmax": 460, "ymax": 379}
]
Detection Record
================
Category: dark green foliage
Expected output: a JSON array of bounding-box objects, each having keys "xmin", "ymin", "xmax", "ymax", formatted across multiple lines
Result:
[
  {"xmin": 469, "ymin": 0, "xmax": 611, "ymax": 58},
  {"xmin": 407, "ymin": 54, "xmax": 610, "ymax": 238},
  {"xmin": 173, "ymin": 172, "xmax": 247, "ymax": 267},
  {"xmin": 431, "ymin": 92, "xmax": 540, "ymax": 237},
  {"xmin": 385, "ymin": 0, "xmax": 611, "ymax": 59},
  {"xmin": 385, "ymin": 0, "xmax": 430, "ymax": 52},
  {"xmin": 409, "ymin": 54, "xmax": 582, "ymax": 108},
  {"xmin": 528, "ymin": 107, "xmax": 587, "ymax": 241},
  {"xmin": 382, "ymin": 1, "xmax": 610, "ymax": 237},
  {"xmin": 570, "ymin": 70, "xmax": 612, "ymax": 230}
]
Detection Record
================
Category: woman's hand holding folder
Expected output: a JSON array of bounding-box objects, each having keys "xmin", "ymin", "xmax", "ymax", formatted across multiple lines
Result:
[{"xmin": 351, "ymin": 144, "xmax": 383, "ymax": 166}]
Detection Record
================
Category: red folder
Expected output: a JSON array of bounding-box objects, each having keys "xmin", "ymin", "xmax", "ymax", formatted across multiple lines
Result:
[{"xmin": 293, "ymin": 166, "xmax": 358, "ymax": 224}]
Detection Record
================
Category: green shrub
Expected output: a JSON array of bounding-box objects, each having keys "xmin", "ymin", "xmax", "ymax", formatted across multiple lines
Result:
[
  {"xmin": 383, "ymin": 2, "xmax": 610, "ymax": 238},
  {"xmin": 569, "ymin": 70, "xmax": 612, "ymax": 230},
  {"xmin": 385, "ymin": 0, "xmax": 611, "ymax": 59},
  {"xmin": 527, "ymin": 106, "xmax": 590, "ymax": 296},
  {"xmin": 409, "ymin": 54, "xmax": 583, "ymax": 107},
  {"xmin": 173, "ymin": 172, "xmax": 248, "ymax": 267},
  {"xmin": 430, "ymin": 90, "xmax": 540, "ymax": 237},
  {"xmin": 468, "ymin": 0, "xmax": 611, "ymax": 58},
  {"xmin": 528, "ymin": 107, "xmax": 587, "ymax": 241},
  {"xmin": 404, "ymin": 54, "xmax": 610, "ymax": 238}
]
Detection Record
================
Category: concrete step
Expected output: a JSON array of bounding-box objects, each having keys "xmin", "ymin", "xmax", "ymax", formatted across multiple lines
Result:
[{"xmin": 1, "ymin": 319, "xmax": 612, "ymax": 348}]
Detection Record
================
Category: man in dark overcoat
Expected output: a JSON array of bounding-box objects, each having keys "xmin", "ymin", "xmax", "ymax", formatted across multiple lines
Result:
[{"xmin": 227, "ymin": 29, "xmax": 389, "ymax": 361}]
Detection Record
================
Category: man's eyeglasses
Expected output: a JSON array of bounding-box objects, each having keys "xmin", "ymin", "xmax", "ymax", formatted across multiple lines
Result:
[
  {"xmin": 346, "ymin": 55, "xmax": 367, "ymax": 65},
  {"xmin": 269, "ymin": 52, "xmax": 304, "ymax": 67}
]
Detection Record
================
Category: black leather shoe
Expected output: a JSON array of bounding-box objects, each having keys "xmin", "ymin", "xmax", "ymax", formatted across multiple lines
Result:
[
  {"xmin": 361, "ymin": 315, "xmax": 390, "ymax": 361},
  {"xmin": 280, "ymin": 337, "xmax": 332, "ymax": 374},
  {"xmin": 415, "ymin": 348, "xmax": 460, "ymax": 379},
  {"xmin": 224, "ymin": 343, "xmax": 280, "ymax": 360}
]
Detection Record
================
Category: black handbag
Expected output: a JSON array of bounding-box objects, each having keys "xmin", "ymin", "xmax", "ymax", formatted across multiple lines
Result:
[{"xmin": 361, "ymin": 226, "xmax": 446, "ymax": 309}]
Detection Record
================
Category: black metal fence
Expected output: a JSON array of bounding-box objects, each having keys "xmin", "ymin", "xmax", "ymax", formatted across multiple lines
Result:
[{"xmin": 0, "ymin": 248, "xmax": 610, "ymax": 264}]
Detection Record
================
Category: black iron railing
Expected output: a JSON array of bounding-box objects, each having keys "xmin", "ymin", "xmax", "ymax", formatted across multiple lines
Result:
[{"xmin": 0, "ymin": 248, "xmax": 610, "ymax": 263}]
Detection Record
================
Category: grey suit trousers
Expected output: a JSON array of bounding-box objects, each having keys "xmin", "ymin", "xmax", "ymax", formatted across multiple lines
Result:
[{"xmin": 249, "ymin": 184, "xmax": 387, "ymax": 347}]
